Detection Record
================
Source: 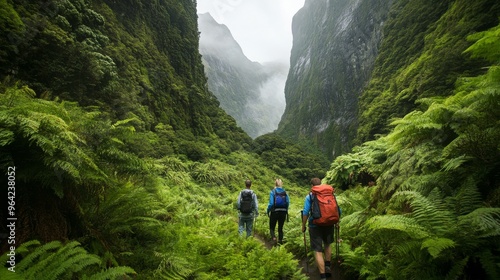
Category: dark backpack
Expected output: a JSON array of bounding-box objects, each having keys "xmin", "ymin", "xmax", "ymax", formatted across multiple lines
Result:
[
  {"xmin": 273, "ymin": 189, "xmax": 288, "ymax": 209},
  {"xmin": 240, "ymin": 190, "xmax": 254, "ymax": 214},
  {"xmin": 310, "ymin": 184, "xmax": 339, "ymax": 226}
]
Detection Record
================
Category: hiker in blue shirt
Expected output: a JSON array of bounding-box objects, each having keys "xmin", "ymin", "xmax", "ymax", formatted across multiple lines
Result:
[
  {"xmin": 237, "ymin": 179, "xmax": 259, "ymax": 237},
  {"xmin": 266, "ymin": 179, "xmax": 289, "ymax": 244},
  {"xmin": 302, "ymin": 177, "xmax": 336, "ymax": 280}
]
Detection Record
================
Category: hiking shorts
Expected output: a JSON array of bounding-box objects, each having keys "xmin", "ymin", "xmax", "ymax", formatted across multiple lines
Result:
[{"xmin": 309, "ymin": 226, "xmax": 334, "ymax": 252}]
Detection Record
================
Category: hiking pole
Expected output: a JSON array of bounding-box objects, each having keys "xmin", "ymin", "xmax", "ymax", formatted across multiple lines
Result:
[
  {"xmin": 301, "ymin": 210, "xmax": 309, "ymax": 275},
  {"xmin": 335, "ymin": 223, "xmax": 340, "ymax": 264}
]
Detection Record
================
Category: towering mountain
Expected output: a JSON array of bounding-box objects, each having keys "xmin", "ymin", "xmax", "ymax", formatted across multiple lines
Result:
[
  {"xmin": 198, "ymin": 13, "xmax": 287, "ymax": 138},
  {"xmin": 277, "ymin": 0, "xmax": 393, "ymax": 159}
]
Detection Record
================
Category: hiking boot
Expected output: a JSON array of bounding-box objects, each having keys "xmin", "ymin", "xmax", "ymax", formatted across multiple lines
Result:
[{"xmin": 325, "ymin": 265, "xmax": 332, "ymax": 278}]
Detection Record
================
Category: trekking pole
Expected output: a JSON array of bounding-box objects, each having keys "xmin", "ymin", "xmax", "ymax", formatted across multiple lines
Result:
[
  {"xmin": 301, "ymin": 210, "xmax": 309, "ymax": 275},
  {"xmin": 335, "ymin": 223, "xmax": 340, "ymax": 264}
]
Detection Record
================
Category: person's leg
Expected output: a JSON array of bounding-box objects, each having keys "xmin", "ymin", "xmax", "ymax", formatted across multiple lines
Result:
[
  {"xmin": 323, "ymin": 226, "xmax": 334, "ymax": 278},
  {"xmin": 324, "ymin": 244, "xmax": 332, "ymax": 262},
  {"xmin": 269, "ymin": 212, "xmax": 278, "ymax": 240},
  {"xmin": 309, "ymin": 227, "xmax": 327, "ymax": 277},
  {"xmin": 324, "ymin": 244, "xmax": 332, "ymax": 277},
  {"xmin": 246, "ymin": 217, "xmax": 253, "ymax": 237},
  {"xmin": 238, "ymin": 217, "xmax": 244, "ymax": 236},
  {"xmin": 314, "ymin": 251, "xmax": 326, "ymax": 274},
  {"xmin": 277, "ymin": 212, "xmax": 286, "ymax": 242}
]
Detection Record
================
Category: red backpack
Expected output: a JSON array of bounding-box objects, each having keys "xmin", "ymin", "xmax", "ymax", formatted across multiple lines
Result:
[{"xmin": 310, "ymin": 184, "xmax": 339, "ymax": 226}]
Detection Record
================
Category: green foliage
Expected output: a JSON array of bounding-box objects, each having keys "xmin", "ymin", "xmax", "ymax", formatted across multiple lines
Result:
[
  {"xmin": 324, "ymin": 139, "xmax": 387, "ymax": 189},
  {"xmin": 328, "ymin": 21, "xmax": 500, "ymax": 279},
  {"xmin": 3, "ymin": 1, "xmax": 499, "ymax": 279},
  {"xmin": 252, "ymin": 133, "xmax": 330, "ymax": 184},
  {"xmin": 357, "ymin": 0, "xmax": 500, "ymax": 144},
  {"xmin": 0, "ymin": 240, "xmax": 135, "ymax": 279},
  {"xmin": 0, "ymin": 84, "xmax": 107, "ymax": 196}
]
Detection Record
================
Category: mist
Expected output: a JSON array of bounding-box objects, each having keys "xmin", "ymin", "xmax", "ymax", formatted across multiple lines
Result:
[{"xmin": 247, "ymin": 63, "xmax": 288, "ymax": 136}]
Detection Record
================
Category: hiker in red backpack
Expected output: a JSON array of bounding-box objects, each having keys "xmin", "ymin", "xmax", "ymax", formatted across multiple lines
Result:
[
  {"xmin": 302, "ymin": 178, "xmax": 340, "ymax": 280},
  {"xmin": 266, "ymin": 178, "xmax": 290, "ymax": 245}
]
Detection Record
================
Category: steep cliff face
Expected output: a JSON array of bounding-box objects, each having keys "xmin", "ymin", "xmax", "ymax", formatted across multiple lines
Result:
[
  {"xmin": 198, "ymin": 13, "xmax": 287, "ymax": 138},
  {"xmin": 277, "ymin": 0, "xmax": 393, "ymax": 158},
  {"xmin": 0, "ymin": 0, "xmax": 251, "ymax": 143},
  {"xmin": 356, "ymin": 0, "xmax": 500, "ymax": 143}
]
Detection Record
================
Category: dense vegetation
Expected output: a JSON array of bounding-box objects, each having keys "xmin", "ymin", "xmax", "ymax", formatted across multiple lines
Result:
[
  {"xmin": 356, "ymin": 0, "xmax": 500, "ymax": 144},
  {"xmin": 326, "ymin": 22, "xmax": 500, "ymax": 279},
  {"xmin": 1, "ymin": 0, "xmax": 499, "ymax": 279},
  {"xmin": 0, "ymin": 1, "xmax": 325, "ymax": 279}
]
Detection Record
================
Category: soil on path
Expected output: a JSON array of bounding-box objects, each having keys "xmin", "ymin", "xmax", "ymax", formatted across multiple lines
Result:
[{"xmin": 255, "ymin": 234, "xmax": 325, "ymax": 280}]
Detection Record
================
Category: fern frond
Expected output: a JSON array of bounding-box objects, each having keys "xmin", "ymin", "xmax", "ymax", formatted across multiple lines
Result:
[
  {"xmin": 450, "ymin": 179, "xmax": 483, "ymax": 216},
  {"xmin": 478, "ymin": 250, "xmax": 500, "ymax": 280},
  {"xmin": 442, "ymin": 155, "xmax": 472, "ymax": 172},
  {"xmin": 421, "ymin": 237, "xmax": 455, "ymax": 258},
  {"xmin": 366, "ymin": 215, "xmax": 430, "ymax": 239},
  {"xmin": 390, "ymin": 190, "xmax": 454, "ymax": 235},
  {"xmin": 15, "ymin": 240, "xmax": 62, "ymax": 273},
  {"xmin": 4, "ymin": 240, "xmax": 135, "ymax": 279},
  {"xmin": 153, "ymin": 253, "xmax": 194, "ymax": 280},
  {"xmin": 392, "ymin": 240, "xmax": 422, "ymax": 259},
  {"xmin": 458, "ymin": 207, "xmax": 500, "ymax": 237}
]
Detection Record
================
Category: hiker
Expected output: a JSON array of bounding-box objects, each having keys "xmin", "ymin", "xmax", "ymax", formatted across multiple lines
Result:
[
  {"xmin": 301, "ymin": 177, "xmax": 340, "ymax": 280},
  {"xmin": 237, "ymin": 179, "xmax": 259, "ymax": 237},
  {"xmin": 266, "ymin": 178, "xmax": 289, "ymax": 244}
]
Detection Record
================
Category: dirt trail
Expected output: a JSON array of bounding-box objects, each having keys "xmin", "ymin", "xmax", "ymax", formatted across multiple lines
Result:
[
  {"xmin": 255, "ymin": 233, "xmax": 322, "ymax": 279},
  {"xmin": 252, "ymin": 217, "xmax": 345, "ymax": 279}
]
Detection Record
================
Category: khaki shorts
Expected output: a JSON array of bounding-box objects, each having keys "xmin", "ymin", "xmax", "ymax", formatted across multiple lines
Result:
[{"xmin": 309, "ymin": 226, "xmax": 334, "ymax": 252}]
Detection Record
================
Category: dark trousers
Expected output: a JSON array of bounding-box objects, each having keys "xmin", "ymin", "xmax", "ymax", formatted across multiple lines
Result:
[{"xmin": 269, "ymin": 211, "xmax": 287, "ymax": 242}]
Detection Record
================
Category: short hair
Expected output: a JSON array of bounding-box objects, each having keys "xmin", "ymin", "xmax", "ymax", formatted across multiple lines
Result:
[
  {"xmin": 245, "ymin": 179, "xmax": 252, "ymax": 187},
  {"xmin": 310, "ymin": 177, "xmax": 321, "ymax": 186},
  {"xmin": 275, "ymin": 178, "xmax": 283, "ymax": 187}
]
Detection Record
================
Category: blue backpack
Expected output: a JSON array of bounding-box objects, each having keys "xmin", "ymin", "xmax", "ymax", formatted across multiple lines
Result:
[{"xmin": 273, "ymin": 190, "xmax": 288, "ymax": 209}]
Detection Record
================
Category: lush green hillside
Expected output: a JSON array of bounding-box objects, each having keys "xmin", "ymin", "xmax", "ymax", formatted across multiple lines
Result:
[
  {"xmin": 326, "ymin": 22, "xmax": 500, "ymax": 279},
  {"xmin": 356, "ymin": 0, "xmax": 500, "ymax": 143},
  {"xmin": 0, "ymin": 1, "xmax": 327, "ymax": 279},
  {"xmin": 1, "ymin": 0, "xmax": 499, "ymax": 279}
]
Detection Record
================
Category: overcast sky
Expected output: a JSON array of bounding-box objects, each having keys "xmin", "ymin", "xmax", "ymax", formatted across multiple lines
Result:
[{"xmin": 196, "ymin": 0, "xmax": 305, "ymax": 65}]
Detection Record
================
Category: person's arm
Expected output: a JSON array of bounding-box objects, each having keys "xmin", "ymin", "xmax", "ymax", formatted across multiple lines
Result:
[
  {"xmin": 236, "ymin": 191, "xmax": 241, "ymax": 210},
  {"xmin": 302, "ymin": 214, "xmax": 309, "ymax": 232},
  {"xmin": 286, "ymin": 191, "xmax": 290, "ymax": 208},
  {"xmin": 267, "ymin": 190, "xmax": 274, "ymax": 215},
  {"xmin": 253, "ymin": 192, "xmax": 259, "ymax": 216},
  {"xmin": 302, "ymin": 194, "xmax": 311, "ymax": 232}
]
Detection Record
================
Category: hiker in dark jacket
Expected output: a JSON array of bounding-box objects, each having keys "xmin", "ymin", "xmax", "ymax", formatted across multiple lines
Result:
[
  {"xmin": 266, "ymin": 179, "xmax": 289, "ymax": 244},
  {"xmin": 237, "ymin": 179, "xmax": 259, "ymax": 237}
]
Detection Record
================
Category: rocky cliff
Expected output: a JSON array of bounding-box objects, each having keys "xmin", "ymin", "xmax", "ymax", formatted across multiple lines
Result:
[
  {"xmin": 198, "ymin": 13, "xmax": 287, "ymax": 138},
  {"xmin": 277, "ymin": 0, "xmax": 393, "ymax": 159}
]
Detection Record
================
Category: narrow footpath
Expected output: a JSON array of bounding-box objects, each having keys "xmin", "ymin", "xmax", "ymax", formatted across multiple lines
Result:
[{"xmin": 255, "ymin": 234, "xmax": 345, "ymax": 280}]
